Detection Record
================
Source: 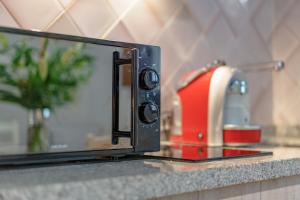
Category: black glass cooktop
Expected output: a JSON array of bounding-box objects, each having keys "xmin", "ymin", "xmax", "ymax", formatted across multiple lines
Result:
[
  {"xmin": 144, "ymin": 144, "xmax": 272, "ymax": 163},
  {"xmin": 0, "ymin": 144, "xmax": 272, "ymax": 168}
]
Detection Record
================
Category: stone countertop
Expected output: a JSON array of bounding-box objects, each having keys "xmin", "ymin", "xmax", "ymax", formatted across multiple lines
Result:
[{"xmin": 0, "ymin": 147, "xmax": 300, "ymax": 200}]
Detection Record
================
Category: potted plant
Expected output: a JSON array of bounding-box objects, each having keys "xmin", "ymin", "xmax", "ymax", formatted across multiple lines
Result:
[{"xmin": 0, "ymin": 33, "xmax": 94, "ymax": 152}]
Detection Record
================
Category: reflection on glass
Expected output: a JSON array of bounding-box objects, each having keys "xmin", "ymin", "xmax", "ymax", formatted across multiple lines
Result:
[
  {"xmin": 0, "ymin": 32, "xmax": 131, "ymax": 154},
  {"xmin": 147, "ymin": 144, "xmax": 270, "ymax": 162}
]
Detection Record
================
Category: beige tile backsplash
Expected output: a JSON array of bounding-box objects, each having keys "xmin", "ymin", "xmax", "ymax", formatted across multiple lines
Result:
[
  {"xmin": 2, "ymin": 0, "xmax": 64, "ymax": 30},
  {"xmin": 0, "ymin": 0, "xmax": 299, "ymax": 139},
  {"xmin": 67, "ymin": 0, "xmax": 118, "ymax": 37},
  {"xmin": 0, "ymin": 2, "xmax": 19, "ymax": 28},
  {"xmin": 47, "ymin": 13, "xmax": 82, "ymax": 35}
]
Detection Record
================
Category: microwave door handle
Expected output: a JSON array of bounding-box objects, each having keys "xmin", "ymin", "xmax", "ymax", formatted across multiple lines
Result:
[
  {"xmin": 112, "ymin": 50, "xmax": 120, "ymax": 145},
  {"xmin": 130, "ymin": 48, "xmax": 139, "ymax": 147},
  {"xmin": 112, "ymin": 49, "xmax": 138, "ymax": 145}
]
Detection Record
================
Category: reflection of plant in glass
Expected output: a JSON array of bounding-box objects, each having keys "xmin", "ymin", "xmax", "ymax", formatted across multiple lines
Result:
[
  {"xmin": 0, "ymin": 33, "xmax": 94, "ymax": 152},
  {"xmin": 0, "ymin": 34, "xmax": 93, "ymax": 110}
]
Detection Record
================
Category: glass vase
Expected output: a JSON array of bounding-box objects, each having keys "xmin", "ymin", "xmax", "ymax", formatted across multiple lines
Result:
[{"xmin": 27, "ymin": 109, "xmax": 50, "ymax": 152}]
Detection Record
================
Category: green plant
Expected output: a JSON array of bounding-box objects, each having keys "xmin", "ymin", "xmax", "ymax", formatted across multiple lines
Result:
[{"xmin": 0, "ymin": 33, "xmax": 94, "ymax": 111}]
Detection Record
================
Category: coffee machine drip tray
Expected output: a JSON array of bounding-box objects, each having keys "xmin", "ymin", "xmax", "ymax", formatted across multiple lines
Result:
[{"xmin": 144, "ymin": 144, "xmax": 272, "ymax": 163}]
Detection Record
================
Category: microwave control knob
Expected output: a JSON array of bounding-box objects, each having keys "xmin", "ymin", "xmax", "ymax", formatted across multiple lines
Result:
[
  {"xmin": 139, "ymin": 102, "xmax": 159, "ymax": 123},
  {"xmin": 140, "ymin": 69, "xmax": 159, "ymax": 90}
]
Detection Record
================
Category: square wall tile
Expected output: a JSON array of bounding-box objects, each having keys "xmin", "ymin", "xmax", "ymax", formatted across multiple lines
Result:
[
  {"xmin": 273, "ymin": 0, "xmax": 295, "ymax": 23},
  {"xmin": 205, "ymin": 16, "xmax": 234, "ymax": 57},
  {"xmin": 185, "ymin": 0, "xmax": 218, "ymax": 31},
  {"xmin": 273, "ymin": 66, "xmax": 300, "ymax": 125},
  {"xmin": 200, "ymin": 183, "xmax": 243, "ymax": 199},
  {"xmin": 154, "ymin": 32, "xmax": 184, "ymax": 84},
  {"xmin": 280, "ymin": 48, "xmax": 300, "ymax": 88},
  {"xmin": 169, "ymin": 61, "xmax": 194, "ymax": 90},
  {"xmin": 271, "ymin": 25, "xmax": 298, "ymax": 60},
  {"xmin": 2, "ymin": 0, "xmax": 63, "ymax": 30},
  {"xmin": 289, "ymin": 175, "xmax": 300, "ymax": 198},
  {"xmin": 199, "ymin": 182, "xmax": 260, "ymax": 200},
  {"xmin": 285, "ymin": 1, "xmax": 300, "ymax": 38},
  {"xmin": 273, "ymin": 59, "xmax": 300, "ymax": 125},
  {"xmin": 121, "ymin": 1, "xmax": 162, "ymax": 43},
  {"xmin": 245, "ymin": 60, "xmax": 273, "ymax": 125},
  {"xmin": 0, "ymin": 2, "xmax": 19, "ymax": 28},
  {"xmin": 161, "ymin": 87, "xmax": 176, "ymax": 112},
  {"xmin": 146, "ymin": 0, "xmax": 183, "ymax": 25},
  {"xmin": 217, "ymin": 0, "xmax": 251, "ymax": 34},
  {"xmin": 105, "ymin": 21, "xmax": 135, "ymax": 43},
  {"xmin": 226, "ymin": 27, "xmax": 272, "ymax": 66},
  {"xmin": 59, "ymin": 0, "xmax": 75, "ymax": 8},
  {"xmin": 261, "ymin": 177, "xmax": 294, "ymax": 200},
  {"xmin": 277, "ymin": 91, "xmax": 300, "ymax": 125},
  {"xmin": 252, "ymin": 0, "xmax": 274, "ymax": 42},
  {"xmin": 68, "ymin": 0, "xmax": 118, "ymax": 38},
  {"xmin": 108, "ymin": 0, "xmax": 137, "ymax": 16},
  {"xmin": 189, "ymin": 36, "xmax": 217, "ymax": 68},
  {"xmin": 165, "ymin": 6, "xmax": 202, "ymax": 54},
  {"xmin": 241, "ymin": 182, "xmax": 260, "ymax": 200},
  {"xmin": 47, "ymin": 14, "xmax": 82, "ymax": 36}
]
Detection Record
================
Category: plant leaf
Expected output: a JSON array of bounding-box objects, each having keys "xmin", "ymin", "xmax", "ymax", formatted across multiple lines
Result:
[
  {"xmin": 38, "ymin": 58, "xmax": 48, "ymax": 81},
  {"xmin": 0, "ymin": 33, "xmax": 8, "ymax": 53},
  {"xmin": 0, "ymin": 89, "xmax": 26, "ymax": 108},
  {"xmin": 38, "ymin": 39, "xmax": 48, "ymax": 81}
]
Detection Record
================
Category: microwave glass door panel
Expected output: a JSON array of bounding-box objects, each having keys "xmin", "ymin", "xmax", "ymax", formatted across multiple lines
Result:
[{"xmin": 0, "ymin": 29, "xmax": 132, "ymax": 156}]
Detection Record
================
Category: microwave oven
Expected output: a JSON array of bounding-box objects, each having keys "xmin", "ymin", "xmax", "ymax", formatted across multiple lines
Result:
[{"xmin": 0, "ymin": 26, "xmax": 160, "ymax": 165}]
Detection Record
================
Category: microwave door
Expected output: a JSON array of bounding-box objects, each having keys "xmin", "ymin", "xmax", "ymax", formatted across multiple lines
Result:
[{"xmin": 0, "ymin": 29, "xmax": 133, "ymax": 156}]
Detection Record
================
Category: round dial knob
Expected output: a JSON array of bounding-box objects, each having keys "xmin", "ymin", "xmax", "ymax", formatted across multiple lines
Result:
[
  {"xmin": 140, "ymin": 69, "xmax": 159, "ymax": 90},
  {"xmin": 139, "ymin": 102, "xmax": 159, "ymax": 124}
]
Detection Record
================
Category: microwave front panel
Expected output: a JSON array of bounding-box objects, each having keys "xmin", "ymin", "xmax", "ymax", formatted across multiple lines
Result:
[{"xmin": 133, "ymin": 46, "xmax": 160, "ymax": 152}]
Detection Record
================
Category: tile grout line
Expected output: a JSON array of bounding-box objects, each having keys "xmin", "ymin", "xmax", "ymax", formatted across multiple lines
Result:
[
  {"xmin": 214, "ymin": 0, "xmax": 237, "ymax": 38},
  {"xmin": 42, "ymin": 0, "xmax": 70, "ymax": 31},
  {"xmin": 57, "ymin": 1, "xmax": 85, "ymax": 36},
  {"xmin": 150, "ymin": 4, "xmax": 184, "ymax": 44},
  {"xmin": 44, "ymin": 0, "xmax": 85, "ymax": 35},
  {"xmin": 0, "ymin": 0, "xmax": 23, "ymax": 28},
  {"xmin": 146, "ymin": 1, "xmax": 169, "ymax": 28},
  {"xmin": 100, "ymin": 0, "xmax": 139, "ymax": 40},
  {"xmin": 266, "ymin": 0, "xmax": 297, "ymax": 45},
  {"xmin": 42, "ymin": 10, "xmax": 66, "ymax": 32},
  {"xmin": 146, "ymin": 1, "xmax": 189, "ymax": 44},
  {"xmin": 160, "ymin": 32, "xmax": 209, "ymax": 93},
  {"xmin": 249, "ymin": 0, "xmax": 273, "ymax": 59}
]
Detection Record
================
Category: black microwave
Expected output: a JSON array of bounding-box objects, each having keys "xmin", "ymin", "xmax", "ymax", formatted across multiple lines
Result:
[{"xmin": 0, "ymin": 26, "xmax": 160, "ymax": 165}]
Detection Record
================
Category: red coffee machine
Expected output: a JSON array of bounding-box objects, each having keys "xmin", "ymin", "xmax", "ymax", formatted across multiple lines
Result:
[{"xmin": 170, "ymin": 63, "xmax": 261, "ymax": 146}]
